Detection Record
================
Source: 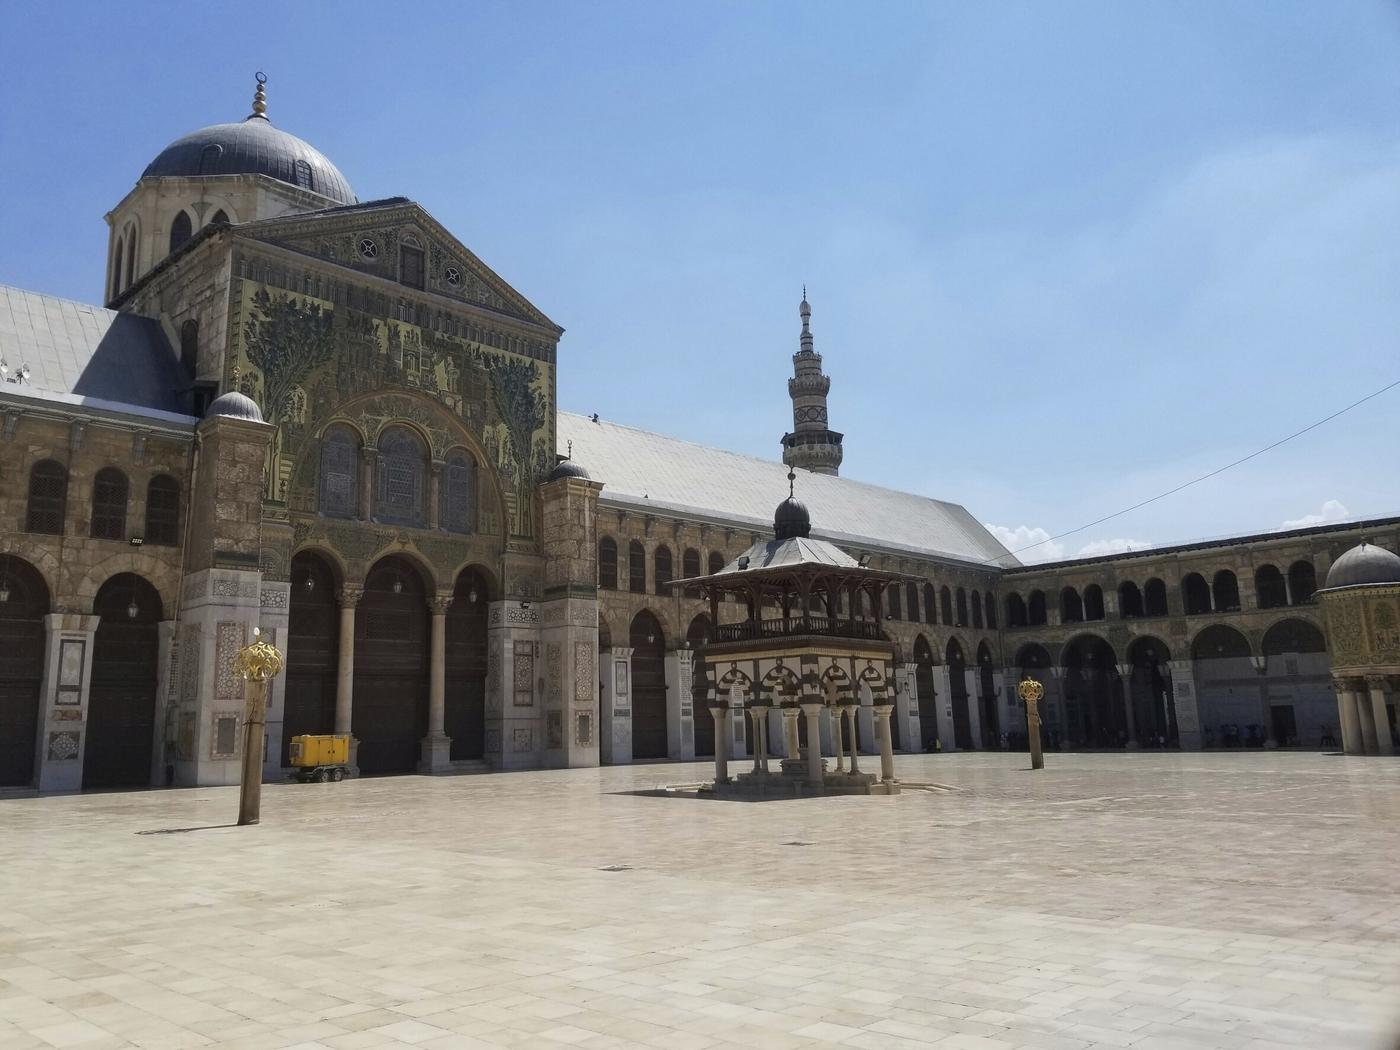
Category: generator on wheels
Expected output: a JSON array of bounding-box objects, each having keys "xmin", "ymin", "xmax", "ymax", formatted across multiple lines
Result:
[{"xmin": 288, "ymin": 734, "xmax": 351, "ymax": 783}]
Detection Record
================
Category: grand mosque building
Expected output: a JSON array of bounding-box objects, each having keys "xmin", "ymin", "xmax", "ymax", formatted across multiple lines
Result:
[{"xmin": 1, "ymin": 79, "xmax": 1396, "ymax": 793}]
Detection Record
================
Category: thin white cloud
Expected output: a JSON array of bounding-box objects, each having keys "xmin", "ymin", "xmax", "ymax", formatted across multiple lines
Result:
[
  {"xmin": 1076, "ymin": 537, "xmax": 1154, "ymax": 558},
  {"xmin": 1281, "ymin": 499, "xmax": 1351, "ymax": 530},
  {"xmin": 985, "ymin": 524, "xmax": 1065, "ymax": 564}
]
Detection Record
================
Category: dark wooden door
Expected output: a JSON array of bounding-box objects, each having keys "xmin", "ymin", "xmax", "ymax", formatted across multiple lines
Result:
[
  {"xmin": 283, "ymin": 554, "xmax": 339, "ymax": 767},
  {"xmin": 691, "ymin": 657, "xmax": 714, "ymax": 757},
  {"xmin": 0, "ymin": 562, "xmax": 46, "ymax": 786},
  {"xmin": 84, "ymin": 575, "xmax": 160, "ymax": 790},
  {"xmin": 629, "ymin": 614, "xmax": 667, "ymax": 760},
  {"xmin": 916, "ymin": 665, "xmax": 938, "ymax": 750},
  {"xmin": 950, "ymin": 670, "xmax": 973, "ymax": 750},
  {"xmin": 354, "ymin": 558, "xmax": 428, "ymax": 775},
  {"xmin": 445, "ymin": 573, "xmax": 488, "ymax": 760}
]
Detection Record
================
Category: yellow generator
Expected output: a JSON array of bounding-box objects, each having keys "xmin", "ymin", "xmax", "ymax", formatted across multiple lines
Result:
[{"xmin": 288, "ymin": 734, "xmax": 350, "ymax": 782}]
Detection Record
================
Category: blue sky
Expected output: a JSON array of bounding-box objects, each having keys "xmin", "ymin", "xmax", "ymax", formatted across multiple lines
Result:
[{"xmin": 3, "ymin": 1, "xmax": 1398, "ymax": 562}]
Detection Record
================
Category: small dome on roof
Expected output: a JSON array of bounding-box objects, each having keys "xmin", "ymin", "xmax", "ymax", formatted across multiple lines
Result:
[
  {"xmin": 774, "ymin": 496, "xmax": 811, "ymax": 540},
  {"xmin": 205, "ymin": 391, "xmax": 263, "ymax": 422},
  {"xmin": 1324, "ymin": 542, "xmax": 1400, "ymax": 589},
  {"xmin": 546, "ymin": 459, "xmax": 591, "ymax": 482}
]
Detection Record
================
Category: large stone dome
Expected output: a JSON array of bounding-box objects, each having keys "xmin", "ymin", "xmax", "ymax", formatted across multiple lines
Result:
[
  {"xmin": 1324, "ymin": 542, "xmax": 1400, "ymax": 589},
  {"xmin": 141, "ymin": 90, "xmax": 356, "ymax": 206}
]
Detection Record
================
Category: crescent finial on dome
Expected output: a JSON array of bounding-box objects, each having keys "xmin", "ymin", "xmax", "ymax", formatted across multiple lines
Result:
[{"xmin": 248, "ymin": 72, "xmax": 268, "ymax": 121}]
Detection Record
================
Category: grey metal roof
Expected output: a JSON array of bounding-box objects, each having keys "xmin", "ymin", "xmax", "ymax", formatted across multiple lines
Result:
[
  {"xmin": 142, "ymin": 117, "xmax": 356, "ymax": 206},
  {"xmin": 557, "ymin": 412, "xmax": 1018, "ymax": 569},
  {"xmin": 1324, "ymin": 542, "xmax": 1400, "ymax": 589},
  {"xmin": 712, "ymin": 535, "xmax": 861, "ymax": 579},
  {"xmin": 0, "ymin": 285, "xmax": 193, "ymax": 420}
]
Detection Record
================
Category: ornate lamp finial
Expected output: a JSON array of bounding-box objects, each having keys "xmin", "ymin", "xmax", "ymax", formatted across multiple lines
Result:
[
  {"xmin": 567, "ymin": 439, "xmax": 573, "ymax": 458},
  {"xmin": 249, "ymin": 72, "xmax": 268, "ymax": 121},
  {"xmin": 787, "ymin": 468, "xmax": 796, "ymax": 499}
]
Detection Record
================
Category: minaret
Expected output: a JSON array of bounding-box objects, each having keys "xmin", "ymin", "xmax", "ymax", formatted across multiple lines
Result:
[{"xmin": 781, "ymin": 291, "xmax": 844, "ymax": 476}]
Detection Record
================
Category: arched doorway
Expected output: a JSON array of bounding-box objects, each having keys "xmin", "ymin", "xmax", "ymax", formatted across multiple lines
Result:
[
  {"xmin": 1126, "ymin": 636, "xmax": 1174, "ymax": 747},
  {"xmin": 283, "ymin": 552, "xmax": 340, "ymax": 767},
  {"xmin": 1191, "ymin": 624, "xmax": 1255, "ymax": 747},
  {"xmin": 353, "ymin": 556, "xmax": 430, "ymax": 774},
  {"xmin": 1261, "ymin": 618, "xmax": 1327, "ymax": 746},
  {"xmin": 946, "ymin": 638, "xmax": 973, "ymax": 749},
  {"xmin": 0, "ymin": 557, "xmax": 48, "ymax": 786},
  {"xmin": 84, "ymin": 573, "xmax": 162, "ymax": 789},
  {"xmin": 687, "ymin": 615, "xmax": 713, "ymax": 757},
  {"xmin": 976, "ymin": 641, "xmax": 999, "ymax": 746},
  {"xmin": 913, "ymin": 635, "xmax": 938, "ymax": 751},
  {"xmin": 1061, "ymin": 635, "xmax": 1123, "ymax": 748},
  {"xmin": 629, "ymin": 611, "xmax": 668, "ymax": 760},
  {"xmin": 446, "ymin": 566, "xmax": 491, "ymax": 760}
]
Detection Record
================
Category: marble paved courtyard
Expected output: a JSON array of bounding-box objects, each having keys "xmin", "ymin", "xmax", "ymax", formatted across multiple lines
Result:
[{"xmin": 2, "ymin": 753, "xmax": 1399, "ymax": 1050}]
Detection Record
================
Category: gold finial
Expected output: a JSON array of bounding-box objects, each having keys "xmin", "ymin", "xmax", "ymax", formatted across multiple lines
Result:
[
  {"xmin": 567, "ymin": 440, "xmax": 573, "ymax": 458},
  {"xmin": 233, "ymin": 626, "xmax": 285, "ymax": 682},
  {"xmin": 787, "ymin": 468, "xmax": 796, "ymax": 499},
  {"xmin": 249, "ymin": 71, "xmax": 268, "ymax": 120}
]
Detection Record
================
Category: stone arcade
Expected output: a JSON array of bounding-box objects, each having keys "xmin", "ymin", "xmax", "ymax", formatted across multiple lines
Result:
[{"xmin": 0, "ymin": 77, "xmax": 1396, "ymax": 794}]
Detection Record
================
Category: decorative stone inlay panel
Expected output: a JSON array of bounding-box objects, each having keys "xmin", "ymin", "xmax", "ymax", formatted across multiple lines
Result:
[
  {"xmin": 576, "ymin": 711, "xmax": 592, "ymax": 746},
  {"xmin": 546, "ymin": 643, "xmax": 562, "ymax": 704},
  {"xmin": 215, "ymin": 621, "xmax": 248, "ymax": 700},
  {"xmin": 260, "ymin": 588, "xmax": 289, "ymax": 609},
  {"xmin": 513, "ymin": 641, "xmax": 534, "ymax": 707},
  {"xmin": 52, "ymin": 708, "xmax": 81, "ymax": 722},
  {"xmin": 512, "ymin": 727, "xmax": 532, "ymax": 752},
  {"xmin": 574, "ymin": 642, "xmax": 594, "ymax": 701},
  {"xmin": 547, "ymin": 710, "xmax": 563, "ymax": 748},
  {"xmin": 47, "ymin": 731, "xmax": 79, "ymax": 761}
]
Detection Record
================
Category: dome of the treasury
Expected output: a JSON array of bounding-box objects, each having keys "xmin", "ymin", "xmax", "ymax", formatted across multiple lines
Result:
[
  {"xmin": 1324, "ymin": 542, "xmax": 1400, "ymax": 590},
  {"xmin": 141, "ymin": 76, "xmax": 356, "ymax": 206},
  {"xmin": 546, "ymin": 459, "xmax": 592, "ymax": 482}
]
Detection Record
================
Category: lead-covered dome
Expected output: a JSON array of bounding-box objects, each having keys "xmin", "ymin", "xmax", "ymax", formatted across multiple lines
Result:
[
  {"xmin": 1324, "ymin": 542, "xmax": 1400, "ymax": 589},
  {"xmin": 142, "ymin": 76, "xmax": 356, "ymax": 206},
  {"xmin": 205, "ymin": 391, "xmax": 263, "ymax": 422}
]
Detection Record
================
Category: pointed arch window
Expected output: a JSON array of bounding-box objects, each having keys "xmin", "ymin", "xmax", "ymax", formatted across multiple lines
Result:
[
  {"xmin": 906, "ymin": 582, "xmax": 921, "ymax": 623},
  {"xmin": 682, "ymin": 548, "xmax": 701, "ymax": 598},
  {"xmin": 924, "ymin": 583, "xmax": 937, "ymax": 624},
  {"xmin": 168, "ymin": 211, "xmax": 193, "ymax": 254},
  {"xmin": 628, "ymin": 541, "xmax": 646, "ymax": 594},
  {"xmin": 318, "ymin": 426, "xmax": 359, "ymax": 518},
  {"xmin": 26, "ymin": 459, "xmax": 67, "ymax": 535},
  {"xmin": 654, "ymin": 546, "xmax": 673, "ymax": 597},
  {"xmin": 439, "ymin": 450, "xmax": 476, "ymax": 534},
  {"xmin": 111, "ymin": 236, "xmax": 124, "ymax": 301},
  {"xmin": 374, "ymin": 427, "xmax": 427, "ymax": 526},
  {"xmin": 984, "ymin": 592, "xmax": 997, "ymax": 629},
  {"xmin": 144, "ymin": 475, "xmax": 181, "ymax": 545},
  {"xmin": 599, "ymin": 537, "xmax": 618, "ymax": 590},
  {"xmin": 940, "ymin": 586, "xmax": 953, "ymax": 625},
  {"xmin": 90, "ymin": 467, "xmax": 129, "ymax": 540},
  {"xmin": 210, "ymin": 209, "xmax": 229, "ymax": 226},
  {"xmin": 125, "ymin": 230, "xmax": 136, "ymax": 289},
  {"xmin": 970, "ymin": 589, "xmax": 983, "ymax": 629}
]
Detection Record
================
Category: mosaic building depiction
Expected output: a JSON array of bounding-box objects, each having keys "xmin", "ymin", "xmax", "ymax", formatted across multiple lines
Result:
[{"xmin": 0, "ymin": 79, "xmax": 1396, "ymax": 793}]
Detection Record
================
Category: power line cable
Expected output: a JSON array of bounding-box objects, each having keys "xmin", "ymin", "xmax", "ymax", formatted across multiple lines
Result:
[{"xmin": 997, "ymin": 375, "xmax": 1400, "ymax": 561}]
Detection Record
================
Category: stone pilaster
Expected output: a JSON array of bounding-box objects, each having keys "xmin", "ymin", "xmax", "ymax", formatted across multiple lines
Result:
[
  {"xmin": 964, "ymin": 667, "xmax": 983, "ymax": 750},
  {"xmin": 1167, "ymin": 659, "xmax": 1202, "ymax": 750},
  {"xmin": 486, "ymin": 599, "xmax": 543, "ymax": 770},
  {"xmin": 34, "ymin": 613, "xmax": 101, "ymax": 792},
  {"xmin": 258, "ymin": 581, "xmax": 291, "ymax": 777},
  {"xmin": 602, "ymin": 646, "xmax": 634, "ymax": 765},
  {"xmin": 931, "ymin": 665, "xmax": 956, "ymax": 751},
  {"xmin": 665, "ymin": 648, "xmax": 694, "ymax": 760},
  {"xmin": 895, "ymin": 661, "xmax": 919, "ymax": 753}
]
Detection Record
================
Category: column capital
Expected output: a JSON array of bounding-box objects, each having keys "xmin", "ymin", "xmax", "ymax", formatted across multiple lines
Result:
[
  {"xmin": 798, "ymin": 700, "xmax": 825, "ymax": 715},
  {"xmin": 1333, "ymin": 675, "xmax": 1364, "ymax": 693},
  {"xmin": 612, "ymin": 646, "xmax": 635, "ymax": 659},
  {"xmin": 429, "ymin": 592, "xmax": 454, "ymax": 615},
  {"xmin": 338, "ymin": 586, "xmax": 364, "ymax": 608},
  {"xmin": 1364, "ymin": 674, "xmax": 1391, "ymax": 692},
  {"xmin": 872, "ymin": 701, "xmax": 894, "ymax": 717}
]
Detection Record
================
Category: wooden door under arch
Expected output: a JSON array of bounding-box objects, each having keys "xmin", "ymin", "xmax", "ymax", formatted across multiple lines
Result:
[
  {"xmin": 84, "ymin": 574, "xmax": 160, "ymax": 789},
  {"xmin": 0, "ymin": 559, "xmax": 47, "ymax": 786},
  {"xmin": 629, "ymin": 615, "xmax": 667, "ymax": 760},
  {"xmin": 445, "ymin": 572, "xmax": 488, "ymax": 760},
  {"xmin": 283, "ymin": 554, "xmax": 339, "ymax": 767},
  {"xmin": 353, "ymin": 558, "xmax": 429, "ymax": 775}
]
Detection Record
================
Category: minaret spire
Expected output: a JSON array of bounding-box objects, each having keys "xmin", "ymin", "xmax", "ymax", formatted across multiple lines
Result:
[
  {"xmin": 247, "ymin": 72, "xmax": 269, "ymax": 122},
  {"xmin": 780, "ymin": 292, "xmax": 844, "ymax": 476}
]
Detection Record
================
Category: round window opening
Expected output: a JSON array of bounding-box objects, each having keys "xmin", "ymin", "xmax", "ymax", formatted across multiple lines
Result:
[
  {"xmin": 444, "ymin": 265, "xmax": 462, "ymax": 286},
  {"xmin": 358, "ymin": 238, "xmax": 379, "ymax": 259}
]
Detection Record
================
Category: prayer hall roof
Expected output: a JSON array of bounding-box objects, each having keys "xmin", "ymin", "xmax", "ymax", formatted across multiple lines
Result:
[{"xmin": 557, "ymin": 412, "xmax": 1018, "ymax": 568}]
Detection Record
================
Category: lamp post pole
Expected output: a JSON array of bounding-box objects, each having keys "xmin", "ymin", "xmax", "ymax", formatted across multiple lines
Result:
[
  {"xmin": 1019, "ymin": 677, "xmax": 1045, "ymax": 771},
  {"xmin": 235, "ymin": 628, "xmax": 286, "ymax": 826}
]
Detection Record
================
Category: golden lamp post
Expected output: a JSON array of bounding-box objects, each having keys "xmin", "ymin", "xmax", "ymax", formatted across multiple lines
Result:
[
  {"xmin": 1017, "ymin": 677, "xmax": 1045, "ymax": 771},
  {"xmin": 234, "ymin": 627, "xmax": 286, "ymax": 826}
]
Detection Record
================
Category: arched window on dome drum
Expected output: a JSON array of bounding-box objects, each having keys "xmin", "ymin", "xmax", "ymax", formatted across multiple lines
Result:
[
  {"xmin": 970, "ymin": 589, "xmax": 983, "ymax": 629},
  {"xmin": 318, "ymin": 426, "xmax": 359, "ymax": 519},
  {"xmin": 197, "ymin": 143, "xmax": 223, "ymax": 175},
  {"xmin": 708, "ymin": 551, "xmax": 724, "ymax": 576},
  {"xmin": 653, "ymin": 546, "xmax": 673, "ymax": 597},
  {"xmin": 26, "ymin": 460, "xmax": 67, "ymax": 535},
  {"xmin": 628, "ymin": 541, "xmax": 646, "ymax": 594},
  {"xmin": 293, "ymin": 159, "xmax": 313, "ymax": 191},
  {"xmin": 682, "ymin": 548, "xmax": 701, "ymax": 598},
  {"xmin": 90, "ymin": 467, "xmax": 128, "ymax": 540},
  {"xmin": 144, "ymin": 475, "xmax": 181, "ymax": 546},
  {"xmin": 598, "ymin": 538, "xmax": 617, "ymax": 590},
  {"xmin": 374, "ymin": 427, "xmax": 427, "ymax": 526},
  {"xmin": 168, "ymin": 211, "xmax": 193, "ymax": 254},
  {"xmin": 439, "ymin": 451, "xmax": 475, "ymax": 534}
]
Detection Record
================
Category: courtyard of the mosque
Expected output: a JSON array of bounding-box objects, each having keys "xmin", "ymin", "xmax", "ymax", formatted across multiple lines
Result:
[{"xmin": 1, "ymin": 753, "xmax": 1397, "ymax": 1050}]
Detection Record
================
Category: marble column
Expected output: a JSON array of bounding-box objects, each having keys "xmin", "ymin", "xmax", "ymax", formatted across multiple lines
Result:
[
  {"xmin": 1335, "ymin": 679, "xmax": 1362, "ymax": 755},
  {"xmin": 964, "ymin": 668, "xmax": 983, "ymax": 749},
  {"xmin": 334, "ymin": 585, "xmax": 361, "ymax": 739},
  {"xmin": 1356, "ymin": 682, "xmax": 1379, "ymax": 754},
  {"xmin": 1366, "ymin": 676, "xmax": 1393, "ymax": 756},
  {"xmin": 427, "ymin": 462, "xmax": 442, "ymax": 530},
  {"xmin": 874, "ymin": 703, "xmax": 896, "ymax": 782},
  {"xmin": 842, "ymin": 705, "xmax": 861, "ymax": 774},
  {"xmin": 1253, "ymin": 657, "xmax": 1278, "ymax": 748},
  {"xmin": 1116, "ymin": 663, "xmax": 1138, "ymax": 749},
  {"xmin": 783, "ymin": 705, "xmax": 800, "ymax": 759},
  {"xmin": 801, "ymin": 702, "xmax": 824, "ymax": 787},
  {"xmin": 419, "ymin": 593, "xmax": 454, "ymax": 773},
  {"xmin": 711, "ymin": 701, "xmax": 730, "ymax": 784},
  {"xmin": 751, "ymin": 705, "xmax": 770, "ymax": 773},
  {"xmin": 831, "ymin": 706, "xmax": 846, "ymax": 772}
]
